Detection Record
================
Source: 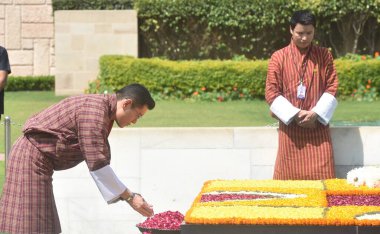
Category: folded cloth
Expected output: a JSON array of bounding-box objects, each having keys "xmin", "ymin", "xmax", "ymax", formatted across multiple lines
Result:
[
  {"xmin": 270, "ymin": 95, "xmax": 300, "ymax": 125},
  {"xmin": 90, "ymin": 165, "xmax": 127, "ymax": 204},
  {"xmin": 312, "ymin": 92, "xmax": 338, "ymax": 125}
]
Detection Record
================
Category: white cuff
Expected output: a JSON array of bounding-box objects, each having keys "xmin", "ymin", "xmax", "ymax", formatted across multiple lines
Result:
[
  {"xmin": 90, "ymin": 165, "xmax": 127, "ymax": 204},
  {"xmin": 311, "ymin": 92, "xmax": 338, "ymax": 125},
  {"xmin": 270, "ymin": 95, "xmax": 300, "ymax": 125}
]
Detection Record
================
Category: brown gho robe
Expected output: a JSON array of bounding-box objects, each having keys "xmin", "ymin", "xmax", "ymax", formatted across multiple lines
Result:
[{"xmin": 0, "ymin": 94, "xmax": 116, "ymax": 234}]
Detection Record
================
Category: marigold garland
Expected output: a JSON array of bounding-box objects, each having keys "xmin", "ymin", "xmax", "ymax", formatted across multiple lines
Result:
[{"xmin": 185, "ymin": 179, "xmax": 380, "ymax": 226}]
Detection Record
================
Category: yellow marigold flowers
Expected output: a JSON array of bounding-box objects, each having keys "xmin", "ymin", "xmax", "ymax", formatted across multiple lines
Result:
[
  {"xmin": 325, "ymin": 179, "xmax": 380, "ymax": 195},
  {"xmin": 186, "ymin": 206, "xmax": 325, "ymax": 225},
  {"xmin": 185, "ymin": 179, "xmax": 380, "ymax": 226},
  {"xmin": 203, "ymin": 179, "xmax": 324, "ymax": 192}
]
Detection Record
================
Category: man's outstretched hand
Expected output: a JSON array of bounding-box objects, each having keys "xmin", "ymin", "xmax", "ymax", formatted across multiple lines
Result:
[{"xmin": 127, "ymin": 193, "xmax": 154, "ymax": 217}]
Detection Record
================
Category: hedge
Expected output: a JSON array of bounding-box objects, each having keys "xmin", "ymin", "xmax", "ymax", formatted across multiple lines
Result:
[
  {"xmin": 88, "ymin": 56, "xmax": 380, "ymax": 101},
  {"xmin": 52, "ymin": 0, "xmax": 134, "ymax": 11},
  {"xmin": 5, "ymin": 76, "xmax": 55, "ymax": 91},
  {"xmin": 335, "ymin": 59, "xmax": 380, "ymax": 97}
]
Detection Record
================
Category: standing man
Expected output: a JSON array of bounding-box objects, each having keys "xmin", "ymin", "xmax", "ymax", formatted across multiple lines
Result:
[
  {"xmin": 0, "ymin": 83, "xmax": 155, "ymax": 234},
  {"xmin": 265, "ymin": 10, "xmax": 338, "ymax": 180},
  {"xmin": 0, "ymin": 46, "xmax": 11, "ymax": 120}
]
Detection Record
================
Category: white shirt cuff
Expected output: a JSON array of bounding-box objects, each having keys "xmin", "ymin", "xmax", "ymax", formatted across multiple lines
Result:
[
  {"xmin": 90, "ymin": 165, "xmax": 127, "ymax": 204},
  {"xmin": 270, "ymin": 95, "xmax": 300, "ymax": 125},
  {"xmin": 311, "ymin": 92, "xmax": 338, "ymax": 125}
]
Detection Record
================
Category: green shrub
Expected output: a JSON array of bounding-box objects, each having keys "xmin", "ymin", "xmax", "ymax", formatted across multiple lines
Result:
[
  {"xmin": 5, "ymin": 76, "xmax": 55, "ymax": 91},
  {"xmin": 335, "ymin": 59, "xmax": 380, "ymax": 98},
  {"xmin": 136, "ymin": 0, "xmax": 299, "ymax": 59},
  {"xmin": 52, "ymin": 0, "xmax": 134, "ymax": 11},
  {"xmin": 136, "ymin": 0, "xmax": 380, "ymax": 59},
  {"xmin": 88, "ymin": 56, "xmax": 380, "ymax": 101},
  {"xmin": 88, "ymin": 56, "xmax": 267, "ymax": 100}
]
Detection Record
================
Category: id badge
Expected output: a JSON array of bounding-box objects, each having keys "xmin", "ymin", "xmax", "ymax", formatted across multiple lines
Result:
[{"xmin": 297, "ymin": 84, "xmax": 306, "ymax": 99}]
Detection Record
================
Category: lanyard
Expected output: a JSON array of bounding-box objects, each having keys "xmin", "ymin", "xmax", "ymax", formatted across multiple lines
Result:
[{"xmin": 291, "ymin": 45, "xmax": 312, "ymax": 85}]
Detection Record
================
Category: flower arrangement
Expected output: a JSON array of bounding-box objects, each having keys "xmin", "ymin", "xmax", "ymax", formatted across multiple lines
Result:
[{"xmin": 185, "ymin": 179, "xmax": 380, "ymax": 226}]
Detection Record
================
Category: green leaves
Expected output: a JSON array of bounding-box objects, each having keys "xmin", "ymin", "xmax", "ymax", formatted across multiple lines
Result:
[
  {"xmin": 137, "ymin": 0, "xmax": 300, "ymax": 59},
  {"xmin": 5, "ymin": 76, "xmax": 54, "ymax": 91},
  {"xmin": 52, "ymin": 0, "xmax": 134, "ymax": 11},
  {"xmin": 88, "ymin": 56, "xmax": 268, "ymax": 100}
]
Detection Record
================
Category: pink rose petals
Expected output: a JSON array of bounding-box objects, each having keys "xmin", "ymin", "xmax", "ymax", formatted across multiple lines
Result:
[
  {"xmin": 327, "ymin": 195, "xmax": 380, "ymax": 206},
  {"xmin": 137, "ymin": 211, "xmax": 184, "ymax": 231}
]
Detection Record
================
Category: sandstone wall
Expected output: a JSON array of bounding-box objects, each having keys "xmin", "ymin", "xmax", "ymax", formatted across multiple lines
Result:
[
  {"xmin": 1, "ymin": 2, "xmax": 139, "ymax": 95},
  {"xmin": 0, "ymin": 0, "xmax": 54, "ymax": 76},
  {"xmin": 54, "ymin": 10, "xmax": 138, "ymax": 95}
]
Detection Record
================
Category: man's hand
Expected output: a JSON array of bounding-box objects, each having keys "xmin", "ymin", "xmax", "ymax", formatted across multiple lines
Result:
[
  {"xmin": 296, "ymin": 110, "xmax": 318, "ymax": 128},
  {"xmin": 0, "ymin": 70, "xmax": 8, "ymax": 90},
  {"xmin": 127, "ymin": 193, "xmax": 154, "ymax": 217}
]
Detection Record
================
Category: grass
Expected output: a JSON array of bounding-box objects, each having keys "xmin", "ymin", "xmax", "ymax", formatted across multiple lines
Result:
[
  {"xmin": 132, "ymin": 99, "xmax": 380, "ymax": 127},
  {"xmin": 0, "ymin": 91, "xmax": 67, "ymax": 153},
  {"xmin": 137, "ymin": 99, "xmax": 275, "ymax": 127}
]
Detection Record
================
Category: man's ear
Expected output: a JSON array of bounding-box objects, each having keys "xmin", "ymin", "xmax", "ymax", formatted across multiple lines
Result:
[
  {"xmin": 123, "ymin": 98, "xmax": 133, "ymax": 110},
  {"xmin": 290, "ymin": 26, "xmax": 293, "ymax": 35}
]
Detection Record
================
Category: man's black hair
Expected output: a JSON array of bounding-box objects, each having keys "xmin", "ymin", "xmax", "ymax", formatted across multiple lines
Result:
[
  {"xmin": 290, "ymin": 10, "xmax": 316, "ymax": 30},
  {"xmin": 116, "ymin": 83, "xmax": 155, "ymax": 110}
]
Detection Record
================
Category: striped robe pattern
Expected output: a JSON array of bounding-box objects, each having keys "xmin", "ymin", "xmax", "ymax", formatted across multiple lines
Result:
[
  {"xmin": 0, "ymin": 94, "xmax": 116, "ymax": 234},
  {"xmin": 265, "ymin": 41, "xmax": 338, "ymax": 180}
]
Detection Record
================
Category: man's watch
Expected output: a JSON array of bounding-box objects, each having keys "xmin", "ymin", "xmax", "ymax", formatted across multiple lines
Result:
[{"xmin": 126, "ymin": 192, "xmax": 136, "ymax": 202}]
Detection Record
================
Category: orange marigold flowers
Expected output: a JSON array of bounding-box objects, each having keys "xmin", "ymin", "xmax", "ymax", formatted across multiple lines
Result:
[
  {"xmin": 185, "ymin": 179, "xmax": 380, "ymax": 226},
  {"xmin": 193, "ymin": 91, "xmax": 199, "ymax": 96},
  {"xmin": 201, "ymin": 87, "xmax": 206, "ymax": 91}
]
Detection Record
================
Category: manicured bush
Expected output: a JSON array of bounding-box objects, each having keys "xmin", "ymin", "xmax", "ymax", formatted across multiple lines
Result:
[
  {"xmin": 87, "ymin": 56, "xmax": 267, "ymax": 101},
  {"xmin": 52, "ymin": 0, "xmax": 134, "ymax": 11},
  {"xmin": 5, "ymin": 76, "xmax": 55, "ymax": 91},
  {"xmin": 88, "ymin": 55, "xmax": 380, "ymax": 101},
  {"xmin": 335, "ymin": 59, "xmax": 380, "ymax": 98}
]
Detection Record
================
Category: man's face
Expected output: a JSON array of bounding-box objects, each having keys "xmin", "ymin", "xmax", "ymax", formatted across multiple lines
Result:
[
  {"xmin": 115, "ymin": 99, "xmax": 148, "ymax": 128},
  {"xmin": 290, "ymin": 23, "xmax": 315, "ymax": 50}
]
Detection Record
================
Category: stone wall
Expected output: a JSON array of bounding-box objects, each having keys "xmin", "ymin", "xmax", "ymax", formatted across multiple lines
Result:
[
  {"xmin": 0, "ymin": 0, "xmax": 54, "ymax": 76},
  {"xmin": 53, "ymin": 126, "xmax": 380, "ymax": 234},
  {"xmin": 54, "ymin": 10, "xmax": 138, "ymax": 95},
  {"xmin": 1, "ymin": 4, "xmax": 139, "ymax": 95}
]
